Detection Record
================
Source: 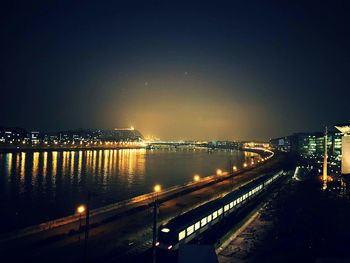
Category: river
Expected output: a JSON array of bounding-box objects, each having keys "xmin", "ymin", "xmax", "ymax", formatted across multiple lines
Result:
[{"xmin": 0, "ymin": 148, "xmax": 257, "ymax": 233}]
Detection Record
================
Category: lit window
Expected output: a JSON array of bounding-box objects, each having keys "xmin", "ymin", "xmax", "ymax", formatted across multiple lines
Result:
[
  {"xmin": 187, "ymin": 225, "xmax": 194, "ymax": 236},
  {"xmin": 224, "ymin": 204, "xmax": 229, "ymax": 211},
  {"xmin": 207, "ymin": 215, "xmax": 212, "ymax": 222},
  {"xmin": 213, "ymin": 211, "xmax": 218, "ymax": 219},
  {"xmin": 229, "ymin": 202, "xmax": 233, "ymax": 208},
  {"xmin": 195, "ymin": 221, "xmax": 200, "ymax": 231},
  {"xmin": 201, "ymin": 217, "xmax": 207, "ymax": 227},
  {"xmin": 218, "ymin": 208, "xmax": 223, "ymax": 215},
  {"xmin": 161, "ymin": 228, "xmax": 170, "ymax": 233},
  {"xmin": 178, "ymin": 230, "xmax": 186, "ymax": 241}
]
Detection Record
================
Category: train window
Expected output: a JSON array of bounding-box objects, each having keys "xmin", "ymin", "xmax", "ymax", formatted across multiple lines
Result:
[
  {"xmin": 187, "ymin": 225, "xmax": 194, "ymax": 236},
  {"xmin": 201, "ymin": 217, "xmax": 207, "ymax": 227},
  {"xmin": 213, "ymin": 211, "xmax": 218, "ymax": 219},
  {"xmin": 229, "ymin": 202, "xmax": 233, "ymax": 209},
  {"xmin": 161, "ymin": 228, "xmax": 170, "ymax": 233},
  {"xmin": 218, "ymin": 208, "xmax": 223, "ymax": 215},
  {"xmin": 224, "ymin": 204, "xmax": 229, "ymax": 211},
  {"xmin": 233, "ymin": 200, "xmax": 236, "ymax": 206},
  {"xmin": 207, "ymin": 215, "xmax": 212, "ymax": 222},
  {"xmin": 236, "ymin": 198, "xmax": 240, "ymax": 204},
  {"xmin": 195, "ymin": 221, "xmax": 200, "ymax": 231},
  {"xmin": 178, "ymin": 230, "xmax": 186, "ymax": 241}
]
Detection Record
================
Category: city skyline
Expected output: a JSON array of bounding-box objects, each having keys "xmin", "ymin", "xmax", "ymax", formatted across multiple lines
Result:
[{"xmin": 1, "ymin": 1, "xmax": 350, "ymax": 141}]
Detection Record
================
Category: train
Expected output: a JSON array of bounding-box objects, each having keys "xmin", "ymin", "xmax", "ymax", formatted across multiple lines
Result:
[{"xmin": 156, "ymin": 170, "xmax": 284, "ymax": 251}]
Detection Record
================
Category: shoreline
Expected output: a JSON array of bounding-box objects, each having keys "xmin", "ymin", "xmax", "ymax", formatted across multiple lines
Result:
[{"xmin": 0, "ymin": 145, "xmax": 146, "ymax": 153}]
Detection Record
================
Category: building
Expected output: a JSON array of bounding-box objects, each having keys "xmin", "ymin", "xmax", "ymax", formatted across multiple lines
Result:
[{"xmin": 335, "ymin": 124, "xmax": 350, "ymax": 175}]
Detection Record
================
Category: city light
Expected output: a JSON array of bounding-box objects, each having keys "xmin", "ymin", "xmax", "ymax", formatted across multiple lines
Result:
[
  {"xmin": 232, "ymin": 166, "xmax": 237, "ymax": 171},
  {"xmin": 243, "ymin": 163, "xmax": 247, "ymax": 168},
  {"xmin": 77, "ymin": 205, "xmax": 85, "ymax": 214},
  {"xmin": 216, "ymin": 169, "xmax": 223, "ymax": 175},
  {"xmin": 154, "ymin": 184, "xmax": 161, "ymax": 193},
  {"xmin": 193, "ymin": 174, "xmax": 200, "ymax": 182}
]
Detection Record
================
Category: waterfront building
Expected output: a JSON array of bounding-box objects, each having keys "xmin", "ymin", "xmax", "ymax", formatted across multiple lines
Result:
[
  {"xmin": 270, "ymin": 127, "xmax": 343, "ymax": 175},
  {"xmin": 335, "ymin": 124, "xmax": 350, "ymax": 175}
]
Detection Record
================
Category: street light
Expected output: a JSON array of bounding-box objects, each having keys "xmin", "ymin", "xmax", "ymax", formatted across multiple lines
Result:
[
  {"xmin": 232, "ymin": 166, "xmax": 237, "ymax": 172},
  {"xmin": 84, "ymin": 192, "xmax": 91, "ymax": 262},
  {"xmin": 193, "ymin": 174, "xmax": 200, "ymax": 182},
  {"xmin": 216, "ymin": 169, "xmax": 223, "ymax": 176},
  {"xmin": 153, "ymin": 184, "xmax": 161, "ymax": 263},
  {"xmin": 154, "ymin": 184, "xmax": 161, "ymax": 193},
  {"xmin": 243, "ymin": 163, "xmax": 248, "ymax": 168},
  {"xmin": 77, "ymin": 205, "xmax": 85, "ymax": 241}
]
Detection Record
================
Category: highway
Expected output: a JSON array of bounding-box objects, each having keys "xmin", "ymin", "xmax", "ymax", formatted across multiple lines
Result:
[{"xmin": 1, "ymin": 151, "xmax": 284, "ymax": 263}]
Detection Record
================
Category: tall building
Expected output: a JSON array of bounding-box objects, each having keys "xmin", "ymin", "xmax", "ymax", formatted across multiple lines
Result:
[{"xmin": 335, "ymin": 124, "xmax": 350, "ymax": 175}]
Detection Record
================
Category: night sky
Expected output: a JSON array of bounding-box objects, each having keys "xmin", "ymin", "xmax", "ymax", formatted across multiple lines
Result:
[{"xmin": 1, "ymin": 1, "xmax": 349, "ymax": 141}]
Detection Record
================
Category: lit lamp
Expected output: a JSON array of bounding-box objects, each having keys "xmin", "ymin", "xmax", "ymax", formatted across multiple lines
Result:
[
  {"xmin": 216, "ymin": 169, "xmax": 223, "ymax": 176},
  {"xmin": 154, "ymin": 184, "xmax": 161, "ymax": 193},
  {"xmin": 77, "ymin": 205, "xmax": 85, "ymax": 241},
  {"xmin": 243, "ymin": 163, "xmax": 248, "ymax": 168},
  {"xmin": 232, "ymin": 166, "xmax": 237, "ymax": 172},
  {"xmin": 193, "ymin": 174, "xmax": 200, "ymax": 182},
  {"xmin": 153, "ymin": 184, "xmax": 161, "ymax": 263}
]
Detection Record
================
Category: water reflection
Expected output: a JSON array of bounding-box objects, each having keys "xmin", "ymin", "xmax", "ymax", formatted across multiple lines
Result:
[{"xmin": 0, "ymin": 148, "xmax": 247, "ymax": 232}]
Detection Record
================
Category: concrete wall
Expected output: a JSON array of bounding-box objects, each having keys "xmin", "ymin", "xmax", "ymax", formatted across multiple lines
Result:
[{"xmin": 342, "ymin": 136, "xmax": 350, "ymax": 175}]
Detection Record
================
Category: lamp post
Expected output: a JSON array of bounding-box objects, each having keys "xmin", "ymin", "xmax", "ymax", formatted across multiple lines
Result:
[
  {"xmin": 77, "ymin": 205, "xmax": 85, "ymax": 241},
  {"xmin": 84, "ymin": 191, "xmax": 91, "ymax": 262},
  {"xmin": 153, "ymin": 184, "xmax": 161, "ymax": 263}
]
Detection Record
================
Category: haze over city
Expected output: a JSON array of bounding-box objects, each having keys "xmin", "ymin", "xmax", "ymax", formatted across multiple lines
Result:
[
  {"xmin": 2, "ymin": 1, "xmax": 350, "ymax": 263},
  {"xmin": 1, "ymin": 1, "xmax": 350, "ymax": 140}
]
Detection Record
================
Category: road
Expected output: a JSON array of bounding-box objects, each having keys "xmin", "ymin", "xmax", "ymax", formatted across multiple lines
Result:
[{"xmin": 1, "ymin": 153, "xmax": 285, "ymax": 263}]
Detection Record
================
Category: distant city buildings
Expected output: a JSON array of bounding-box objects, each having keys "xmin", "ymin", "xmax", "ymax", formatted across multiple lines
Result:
[
  {"xmin": 270, "ymin": 127, "xmax": 344, "ymax": 175},
  {"xmin": 0, "ymin": 126, "xmax": 144, "ymax": 148}
]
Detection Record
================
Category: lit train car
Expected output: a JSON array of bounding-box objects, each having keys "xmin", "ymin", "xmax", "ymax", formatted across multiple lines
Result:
[{"xmin": 157, "ymin": 170, "xmax": 284, "ymax": 251}]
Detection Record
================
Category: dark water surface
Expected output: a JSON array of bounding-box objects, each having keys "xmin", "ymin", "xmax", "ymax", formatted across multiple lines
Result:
[{"xmin": 0, "ymin": 148, "xmax": 257, "ymax": 233}]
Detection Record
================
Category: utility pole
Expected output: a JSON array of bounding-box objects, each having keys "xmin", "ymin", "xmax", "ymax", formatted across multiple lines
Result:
[{"xmin": 152, "ymin": 185, "xmax": 161, "ymax": 263}]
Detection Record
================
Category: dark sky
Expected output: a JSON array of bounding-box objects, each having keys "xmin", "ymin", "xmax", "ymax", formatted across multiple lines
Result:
[{"xmin": 1, "ymin": 0, "xmax": 349, "ymax": 141}]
